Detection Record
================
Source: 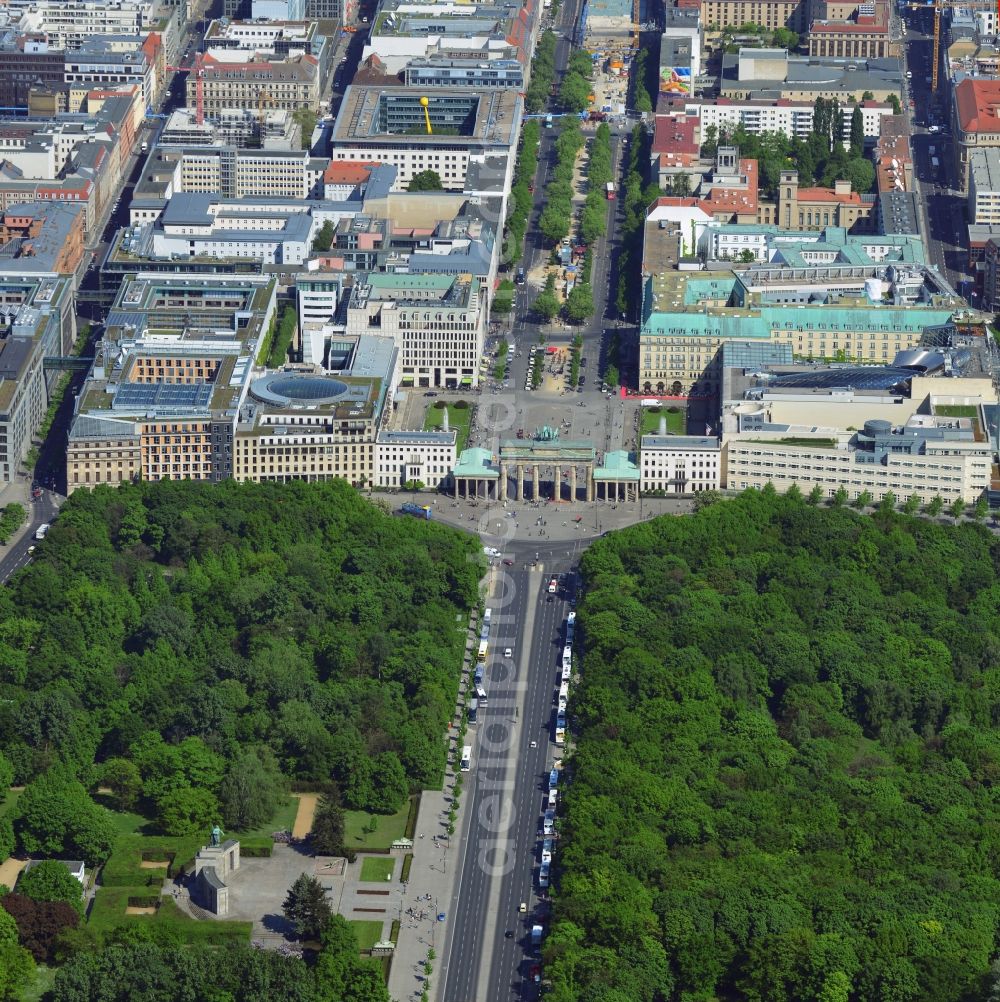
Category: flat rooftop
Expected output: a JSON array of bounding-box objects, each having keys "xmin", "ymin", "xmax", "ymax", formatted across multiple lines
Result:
[{"xmin": 331, "ymin": 85, "xmax": 521, "ymax": 149}]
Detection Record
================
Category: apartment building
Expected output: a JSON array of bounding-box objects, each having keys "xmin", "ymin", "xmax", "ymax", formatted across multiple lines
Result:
[
  {"xmin": 362, "ymin": 0, "xmax": 538, "ymax": 75},
  {"xmin": 0, "ymin": 34, "xmax": 66, "ymax": 111},
  {"xmin": 0, "ymin": 90, "xmax": 141, "ymax": 235},
  {"xmin": 0, "ymin": 202, "xmax": 86, "ymax": 275},
  {"xmin": 968, "ymin": 147, "xmax": 1000, "ymax": 224},
  {"xmin": 63, "ymin": 37, "xmax": 156, "ymax": 109},
  {"xmin": 11, "ymin": 0, "xmax": 185, "ymax": 62},
  {"xmin": 0, "ymin": 273, "xmax": 76, "ymax": 482},
  {"xmin": 145, "ymin": 192, "xmax": 318, "ymax": 266},
  {"xmin": 346, "ymin": 272, "xmax": 487, "ymax": 388},
  {"xmin": 13, "ymin": 1, "xmax": 149, "ymax": 47},
  {"xmin": 640, "ymin": 435, "xmax": 722, "ymax": 494},
  {"xmin": 403, "ymin": 58, "xmax": 526, "ymax": 90},
  {"xmin": 664, "ymin": 96, "xmax": 893, "ymax": 143},
  {"xmin": 66, "ymin": 273, "xmax": 278, "ymax": 493},
  {"xmin": 701, "ymin": 0, "xmax": 809, "ymax": 32},
  {"xmin": 187, "ymin": 51, "xmax": 322, "ymax": 116},
  {"xmin": 128, "ymin": 145, "xmax": 332, "ymax": 216},
  {"xmin": 953, "ymin": 78, "xmax": 1000, "ymax": 190}
]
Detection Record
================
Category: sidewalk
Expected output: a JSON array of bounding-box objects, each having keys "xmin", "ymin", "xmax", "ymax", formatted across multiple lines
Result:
[{"xmin": 387, "ymin": 616, "xmax": 479, "ymax": 1002}]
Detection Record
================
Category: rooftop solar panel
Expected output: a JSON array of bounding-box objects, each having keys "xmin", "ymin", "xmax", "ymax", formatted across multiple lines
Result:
[{"xmin": 113, "ymin": 382, "xmax": 213, "ymax": 412}]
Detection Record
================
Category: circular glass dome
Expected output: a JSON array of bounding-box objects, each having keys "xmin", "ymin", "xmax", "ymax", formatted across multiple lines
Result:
[
  {"xmin": 251, "ymin": 373, "xmax": 350, "ymax": 407},
  {"xmin": 269, "ymin": 376, "xmax": 348, "ymax": 400}
]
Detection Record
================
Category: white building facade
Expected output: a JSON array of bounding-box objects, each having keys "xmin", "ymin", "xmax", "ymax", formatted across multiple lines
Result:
[
  {"xmin": 375, "ymin": 430, "xmax": 457, "ymax": 488},
  {"xmin": 725, "ymin": 420, "xmax": 992, "ymax": 503},
  {"xmin": 640, "ymin": 434, "xmax": 722, "ymax": 494}
]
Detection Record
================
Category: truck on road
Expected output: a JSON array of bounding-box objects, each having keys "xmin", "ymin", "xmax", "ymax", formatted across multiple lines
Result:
[
  {"xmin": 34, "ymin": 523, "xmax": 50, "ymax": 540},
  {"xmin": 605, "ymin": 181, "xmax": 615, "ymax": 200}
]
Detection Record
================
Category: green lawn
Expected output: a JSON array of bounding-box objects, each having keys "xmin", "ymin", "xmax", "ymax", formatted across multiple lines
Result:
[
  {"xmin": 344, "ymin": 800, "xmax": 412, "ymax": 850},
  {"xmin": 935, "ymin": 404, "xmax": 978, "ymax": 418},
  {"xmin": 359, "ymin": 856, "xmax": 395, "ymax": 882},
  {"xmin": 233, "ymin": 795, "xmax": 299, "ymax": 841},
  {"xmin": 350, "ymin": 919, "xmax": 385, "ymax": 952},
  {"xmin": 89, "ymin": 798, "xmax": 297, "ymax": 947},
  {"xmin": 641, "ymin": 407, "xmax": 686, "ymax": 436},
  {"xmin": 20, "ymin": 965, "xmax": 55, "ymax": 1002},
  {"xmin": 89, "ymin": 796, "xmax": 148, "ymax": 837},
  {"xmin": 87, "ymin": 887, "xmax": 250, "ymax": 943},
  {"xmin": 424, "ymin": 402, "xmax": 472, "ymax": 452},
  {"xmin": 0, "ymin": 787, "xmax": 21, "ymax": 822}
]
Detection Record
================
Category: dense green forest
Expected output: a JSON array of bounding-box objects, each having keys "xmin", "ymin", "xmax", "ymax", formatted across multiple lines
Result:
[
  {"xmin": 48, "ymin": 915, "xmax": 385, "ymax": 1002},
  {"xmin": 0, "ymin": 480, "xmax": 480, "ymax": 860},
  {"xmin": 549, "ymin": 489, "xmax": 1000, "ymax": 1002}
]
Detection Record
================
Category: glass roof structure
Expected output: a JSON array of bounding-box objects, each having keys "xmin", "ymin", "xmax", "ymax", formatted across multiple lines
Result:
[{"xmin": 767, "ymin": 367, "xmax": 916, "ymax": 391}]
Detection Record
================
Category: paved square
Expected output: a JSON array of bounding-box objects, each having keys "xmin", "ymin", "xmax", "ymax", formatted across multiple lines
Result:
[{"xmin": 207, "ymin": 844, "xmax": 403, "ymax": 946}]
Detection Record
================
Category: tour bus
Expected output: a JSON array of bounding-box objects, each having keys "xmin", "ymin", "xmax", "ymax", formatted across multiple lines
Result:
[
  {"xmin": 477, "ymin": 639, "xmax": 488, "ymax": 664},
  {"xmin": 558, "ymin": 681, "xmax": 569, "ymax": 710},
  {"xmin": 468, "ymin": 698, "xmax": 479, "ymax": 724},
  {"xmin": 461, "ymin": 745, "xmax": 472, "ymax": 771},
  {"xmin": 483, "ymin": 608, "xmax": 492, "ymax": 627}
]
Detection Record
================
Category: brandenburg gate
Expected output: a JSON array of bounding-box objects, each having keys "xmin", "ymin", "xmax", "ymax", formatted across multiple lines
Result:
[{"xmin": 498, "ymin": 438, "xmax": 596, "ymax": 502}]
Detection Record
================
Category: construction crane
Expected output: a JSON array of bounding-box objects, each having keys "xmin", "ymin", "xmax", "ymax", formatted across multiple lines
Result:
[
  {"xmin": 904, "ymin": 0, "xmax": 970, "ymax": 93},
  {"xmin": 164, "ymin": 53, "xmax": 205, "ymax": 123},
  {"xmin": 632, "ymin": 0, "xmax": 639, "ymax": 49},
  {"xmin": 419, "ymin": 95, "xmax": 432, "ymax": 134}
]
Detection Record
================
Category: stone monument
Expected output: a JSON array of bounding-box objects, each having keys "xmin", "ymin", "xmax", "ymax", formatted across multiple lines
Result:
[{"xmin": 194, "ymin": 832, "xmax": 240, "ymax": 917}]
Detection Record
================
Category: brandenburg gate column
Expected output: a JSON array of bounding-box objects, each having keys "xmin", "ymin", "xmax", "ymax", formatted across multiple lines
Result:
[
  {"xmin": 499, "ymin": 461, "xmax": 507, "ymax": 501},
  {"xmin": 517, "ymin": 464, "xmax": 524, "ymax": 501},
  {"xmin": 570, "ymin": 466, "xmax": 577, "ymax": 502},
  {"xmin": 533, "ymin": 464, "xmax": 540, "ymax": 501}
]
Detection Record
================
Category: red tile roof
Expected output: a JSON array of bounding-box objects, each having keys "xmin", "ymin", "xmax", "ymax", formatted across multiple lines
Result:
[
  {"xmin": 651, "ymin": 114, "xmax": 698, "ymax": 157},
  {"xmin": 323, "ymin": 161, "xmax": 379, "ymax": 183},
  {"xmin": 650, "ymin": 158, "xmax": 760, "ymax": 218},
  {"xmin": 956, "ymin": 78, "xmax": 1000, "ymax": 133}
]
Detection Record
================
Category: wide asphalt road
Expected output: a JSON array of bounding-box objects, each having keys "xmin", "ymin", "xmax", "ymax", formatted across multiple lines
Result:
[
  {"xmin": 440, "ymin": 538, "xmax": 585, "ymax": 1002},
  {"xmin": 0, "ymin": 491, "xmax": 59, "ymax": 586}
]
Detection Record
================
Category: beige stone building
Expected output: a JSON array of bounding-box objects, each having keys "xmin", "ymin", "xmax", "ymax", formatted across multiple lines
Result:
[
  {"xmin": 187, "ymin": 52, "xmax": 322, "ymax": 116},
  {"xmin": 777, "ymin": 171, "xmax": 874, "ymax": 232},
  {"xmin": 954, "ymin": 78, "xmax": 1000, "ymax": 192},
  {"xmin": 66, "ymin": 273, "xmax": 278, "ymax": 493},
  {"xmin": 233, "ymin": 340, "xmax": 399, "ymax": 487},
  {"xmin": 724, "ymin": 417, "xmax": 992, "ymax": 504},
  {"xmin": 701, "ymin": 0, "xmax": 809, "ymax": 31},
  {"xmin": 638, "ymin": 268, "xmax": 962, "ymax": 395}
]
